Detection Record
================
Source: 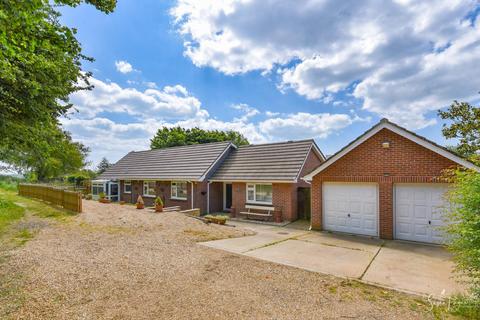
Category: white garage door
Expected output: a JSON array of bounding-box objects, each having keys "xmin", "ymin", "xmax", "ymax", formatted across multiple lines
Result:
[
  {"xmin": 395, "ymin": 184, "xmax": 450, "ymax": 244},
  {"xmin": 323, "ymin": 183, "xmax": 378, "ymax": 236}
]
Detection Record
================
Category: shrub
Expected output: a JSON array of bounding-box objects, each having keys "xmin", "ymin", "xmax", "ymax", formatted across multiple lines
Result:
[
  {"xmin": 98, "ymin": 192, "xmax": 106, "ymax": 199},
  {"xmin": 444, "ymin": 168, "xmax": 480, "ymax": 310},
  {"xmin": 85, "ymin": 194, "xmax": 92, "ymax": 200},
  {"xmin": 204, "ymin": 214, "xmax": 228, "ymax": 223},
  {"xmin": 155, "ymin": 196, "xmax": 163, "ymax": 206},
  {"xmin": 136, "ymin": 195, "xmax": 144, "ymax": 204}
]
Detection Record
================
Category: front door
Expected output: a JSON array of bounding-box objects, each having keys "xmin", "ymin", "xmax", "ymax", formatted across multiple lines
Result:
[
  {"xmin": 224, "ymin": 183, "xmax": 232, "ymax": 210},
  {"xmin": 109, "ymin": 182, "xmax": 119, "ymax": 202}
]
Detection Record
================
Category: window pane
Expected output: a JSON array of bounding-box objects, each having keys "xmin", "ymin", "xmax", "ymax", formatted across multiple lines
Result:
[
  {"xmin": 144, "ymin": 182, "xmax": 156, "ymax": 196},
  {"xmin": 255, "ymin": 184, "xmax": 272, "ymax": 203},
  {"xmin": 124, "ymin": 181, "xmax": 131, "ymax": 193},
  {"xmin": 247, "ymin": 190, "xmax": 255, "ymax": 201},
  {"xmin": 178, "ymin": 182, "xmax": 187, "ymax": 199}
]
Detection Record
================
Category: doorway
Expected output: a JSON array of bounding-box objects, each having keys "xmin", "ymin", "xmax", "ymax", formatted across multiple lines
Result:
[
  {"xmin": 224, "ymin": 183, "xmax": 232, "ymax": 211},
  {"xmin": 297, "ymin": 187, "xmax": 311, "ymax": 220}
]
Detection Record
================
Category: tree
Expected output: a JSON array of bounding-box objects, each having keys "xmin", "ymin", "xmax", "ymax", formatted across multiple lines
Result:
[
  {"xmin": 0, "ymin": 0, "xmax": 116, "ymax": 173},
  {"xmin": 438, "ymin": 100, "xmax": 480, "ymax": 159},
  {"xmin": 150, "ymin": 127, "xmax": 250, "ymax": 149},
  {"xmin": 0, "ymin": 120, "xmax": 90, "ymax": 181},
  {"xmin": 97, "ymin": 157, "xmax": 112, "ymax": 174},
  {"xmin": 443, "ymin": 169, "xmax": 480, "ymax": 318}
]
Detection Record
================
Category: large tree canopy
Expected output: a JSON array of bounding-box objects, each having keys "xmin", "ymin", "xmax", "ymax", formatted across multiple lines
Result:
[
  {"xmin": 438, "ymin": 100, "xmax": 480, "ymax": 159},
  {"xmin": 150, "ymin": 127, "xmax": 250, "ymax": 150},
  {"xmin": 0, "ymin": 0, "xmax": 116, "ymax": 179},
  {"xmin": 0, "ymin": 120, "xmax": 89, "ymax": 181}
]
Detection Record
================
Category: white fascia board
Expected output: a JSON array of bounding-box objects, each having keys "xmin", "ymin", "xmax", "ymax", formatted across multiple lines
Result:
[{"xmin": 303, "ymin": 121, "xmax": 479, "ymax": 181}]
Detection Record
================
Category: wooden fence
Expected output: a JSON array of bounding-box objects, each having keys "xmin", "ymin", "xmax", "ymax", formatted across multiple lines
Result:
[{"xmin": 18, "ymin": 184, "xmax": 82, "ymax": 213}]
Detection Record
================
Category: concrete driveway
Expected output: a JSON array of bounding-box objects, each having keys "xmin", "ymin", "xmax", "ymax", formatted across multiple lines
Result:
[{"xmin": 200, "ymin": 220, "xmax": 465, "ymax": 299}]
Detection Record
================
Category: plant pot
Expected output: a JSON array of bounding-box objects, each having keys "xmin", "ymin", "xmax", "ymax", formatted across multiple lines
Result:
[
  {"xmin": 136, "ymin": 203, "xmax": 144, "ymax": 210},
  {"xmin": 155, "ymin": 205, "xmax": 163, "ymax": 212},
  {"xmin": 99, "ymin": 198, "xmax": 110, "ymax": 204},
  {"xmin": 119, "ymin": 201, "xmax": 125, "ymax": 205}
]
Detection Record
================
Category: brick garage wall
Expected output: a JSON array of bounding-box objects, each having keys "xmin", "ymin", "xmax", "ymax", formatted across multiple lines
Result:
[{"xmin": 311, "ymin": 128, "xmax": 458, "ymax": 239}]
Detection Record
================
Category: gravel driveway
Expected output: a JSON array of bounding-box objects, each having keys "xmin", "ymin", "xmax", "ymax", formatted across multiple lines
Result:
[{"xmin": 0, "ymin": 200, "xmax": 440, "ymax": 319}]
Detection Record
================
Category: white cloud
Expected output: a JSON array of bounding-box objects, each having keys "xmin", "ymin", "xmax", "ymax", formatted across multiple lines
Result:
[
  {"xmin": 115, "ymin": 60, "xmax": 134, "ymax": 74},
  {"xmin": 259, "ymin": 113, "xmax": 364, "ymax": 141},
  {"xmin": 69, "ymin": 77, "xmax": 204, "ymax": 120},
  {"xmin": 171, "ymin": 0, "xmax": 480, "ymax": 128},
  {"xmin": 65, "ymin": 77, "xmax": 359, "ymax": 165},
  {"xmin": 231, "ymin": 103, "xmax": 260, "ymax": 121}
]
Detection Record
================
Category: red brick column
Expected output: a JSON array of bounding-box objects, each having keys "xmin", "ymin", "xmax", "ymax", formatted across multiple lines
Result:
[
  {"xmin": 310, "ymin": 177, "xmax": 322, "ymax": 230},
  {"xmin": 379, "ymin": 180, "xmax": 393, "ymax": 239}
]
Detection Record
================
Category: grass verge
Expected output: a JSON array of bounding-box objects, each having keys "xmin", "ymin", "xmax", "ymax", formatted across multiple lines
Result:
[{"xmin": 0, "ymin": 198, "xmax": 25, "ymax": 235}]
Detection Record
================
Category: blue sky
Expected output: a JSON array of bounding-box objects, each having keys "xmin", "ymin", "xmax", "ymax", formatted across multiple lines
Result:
[{"xmin": 58, "ymin": 0, "xmax": 480, "ymax": 166}]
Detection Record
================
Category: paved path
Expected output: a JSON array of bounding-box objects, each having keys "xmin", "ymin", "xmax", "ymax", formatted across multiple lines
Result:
[{"xmin": 200, "ymin": 221, "xmax": 465, "ymax": 299}]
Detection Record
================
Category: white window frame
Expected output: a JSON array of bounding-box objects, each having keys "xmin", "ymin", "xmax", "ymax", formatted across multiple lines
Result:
[
  {"xmin": 143, "ymin": 181, "xmax": 156, "ymax": 197},
  {"xmin": 171, "ymin": 181, "xmax": 188, "ymax": 200},
  {"xmin": 124, "ymin": 180, "xmax": 132, "ymax": 194},
  {"xmin": 246, "ymin": 183, "xmax": 273, "ymax": 205}
]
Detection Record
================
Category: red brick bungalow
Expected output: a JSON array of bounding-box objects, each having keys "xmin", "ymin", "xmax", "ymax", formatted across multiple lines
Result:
[
  {"xmin": 303, "ymin": 118, "xmax": 478, "ymax": 244},
  {"xmin": 210, "ymin": 140, "xmax": 324, "ymax": 222},
  {"xmin": 96, "ymin": 141, "xmax": 235, "ymax": 213},
  {"xmin": 96, "ymin": 139, "xmax": 324, "ymax": 221}
]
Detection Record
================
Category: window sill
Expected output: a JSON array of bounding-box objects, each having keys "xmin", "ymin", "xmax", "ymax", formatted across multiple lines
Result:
[
  {"xmin": 170, "ymin": 197, "xmax": 187, "ymax": 201},
  {"xmin": 124, "ymin": 192, "xmax": 131, "ymax": 194},
  {"xmin": 143, "ymin": 195, "xmax": 156, "ymax": 198},
  {"xmin": 246, "ymin": 201, "xmax": 273, "ymax": 206}
]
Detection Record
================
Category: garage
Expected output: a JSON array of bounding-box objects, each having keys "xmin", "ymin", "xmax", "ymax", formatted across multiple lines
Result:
[
  {"xmin": 323, "ymin": 183, "xmax": 378, "ymax": 236},
  {"xmin": 395, "ymin": 184, "xmax": 450, "ymax": 244}
]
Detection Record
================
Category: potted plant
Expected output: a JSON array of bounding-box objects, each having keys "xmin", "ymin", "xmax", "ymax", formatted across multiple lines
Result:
[
  {"xmin": 154, "ymin": 196, "xmax": 163, "ymax": 212},
  {"xmin": 98, "ymin": 192, "xmax": 110, "ymax": 203},
  {"xmin": 136, "ymin": 195, "xmax": 144, "ymax": 209}
]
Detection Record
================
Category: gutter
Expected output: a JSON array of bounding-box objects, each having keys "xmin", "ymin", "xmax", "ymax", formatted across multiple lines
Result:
[{"xmin": 206, "ymin": 181, "xmax": 212, "ymax": 214}]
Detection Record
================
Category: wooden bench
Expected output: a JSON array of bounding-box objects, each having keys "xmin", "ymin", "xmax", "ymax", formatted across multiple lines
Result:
[
  {"xmin": 240, "ymin": 204, "xmax": 275, "ymax": 221},
  {"xmin": 163, "ymin": 206, "xmax": 181, "ymax": 212}
]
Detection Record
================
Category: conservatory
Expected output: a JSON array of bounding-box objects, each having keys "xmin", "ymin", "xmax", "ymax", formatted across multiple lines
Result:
[{"xmin": 91, "ymin": 179, "xmax": 119, "ymax": 201}]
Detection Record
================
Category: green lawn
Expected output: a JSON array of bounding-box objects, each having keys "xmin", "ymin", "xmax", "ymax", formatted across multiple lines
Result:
[{"xmin": 0, "ymin": 198, "xmax": 25, "ymax": 235}]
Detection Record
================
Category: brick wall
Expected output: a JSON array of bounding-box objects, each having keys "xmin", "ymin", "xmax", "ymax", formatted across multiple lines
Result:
[
  {"xmin": 231, "ymin": 182, "xmax": 246, "ymax": 217},
  {"xmin": 310, "ymin": 128, "xmax": 458, "ymax": 239},
  {"xmin": 297, "ymin": 149, "xmax": 324, "ymax": 188},
  {"xmin": 272, "ymin": 183, "xmax": 297, "ymax": 221},
  {"xmin": 118, "ymin": 180, "xmax": 222, "ymax": 214},
  {"xmin": 229, "ymin": 147, "xmax": 323, "ymax": 222},
  {"xmin": 209, "ymin": 182, "xmax": 224, "ymax": 213}
]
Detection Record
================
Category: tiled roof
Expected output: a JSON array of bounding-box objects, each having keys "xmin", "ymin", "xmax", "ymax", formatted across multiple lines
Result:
[
  {"xmin": 211, "ymin": 139, "xmax": 321, "ymax": 182},
  {"xmin": 98, "ymin": 141, "xmax": 233, "ymax": 181}
]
